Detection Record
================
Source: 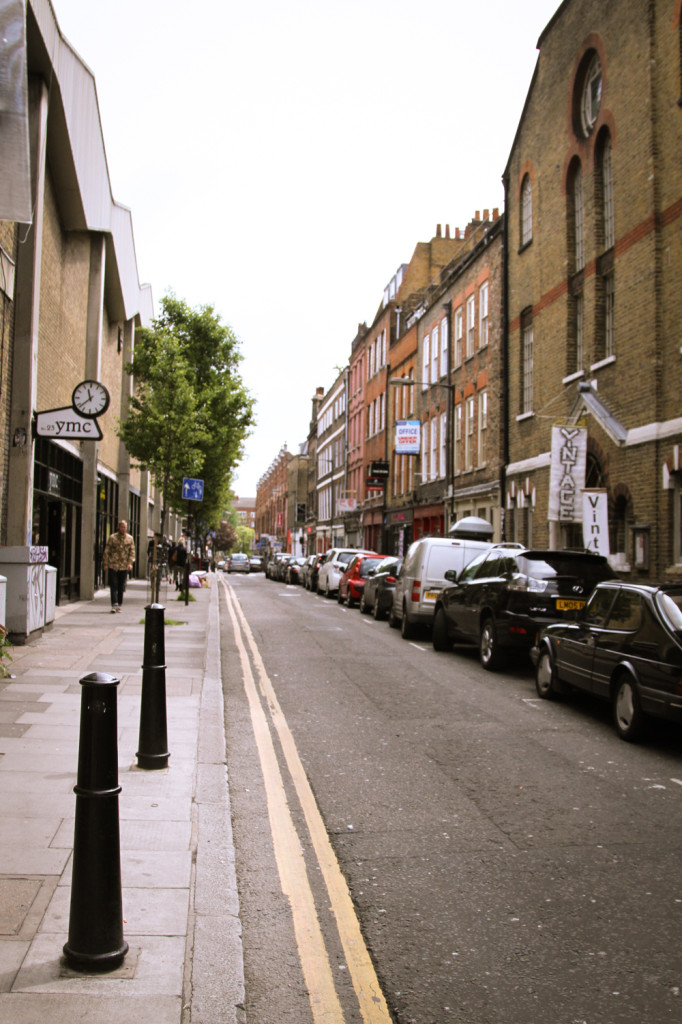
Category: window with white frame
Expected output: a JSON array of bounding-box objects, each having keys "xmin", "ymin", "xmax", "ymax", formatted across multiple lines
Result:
[
  {"xmin": 431, "ymin": 327, "xmax": 439, "ymax": 383},
  {"xmin": 604, "ymin": 271, "xmax": 615, "ymax": 358},
  {"xmin": 440, "ymin": 317, "xmax": 448, "ymax": 376},
  {"xmin": 439, "ymin": 412, "xmax": 447, "ymax": 478},
  {"xmin": 454, "ymin": 403, "xmax": 462, "ymax": 475},
  {"xmin": 422, "ymin": 333, "xmax": 430, "ymax": 389},
  {"xmin": 368, "ymin": 404, "xmax": 374, "ymax": 438},
  {"xmin": 464, "ymin": 396, "xmax": 474, "ymax": 470},
  {"xmin": 521, "ymin": 174, "xmax": 533, "ymax": 246},
  {"xmin": 454, "ymin": 307, "xmax": 463, "ymax": 366},
  {"xmin": 602, "ymin": 133, "xmax": 614, "ymax": 250},
  {"xmin": 521, "ymin": 312, "xmax": 534, "ymax": 414},
  {"xmin": 478, "ymin": 389, "xmax": 487, "ymax": 466},
  {"xmin": 479, "ymin": 282, "xmax": 489, "ymax": 349},
  {"xmin": 408, "ymin": 369, "xmax": 414, "ymax": 414},
  {"xmin": 421, "ymin": 422, "xmax": 429, "ymax": 481},
  {"xmin": 430, "ymin": 418, "xmax": 438, "ymax": 480},
  {"xmin": 466, "ymin": 295, "xmax": 475, "ymax": 358}
]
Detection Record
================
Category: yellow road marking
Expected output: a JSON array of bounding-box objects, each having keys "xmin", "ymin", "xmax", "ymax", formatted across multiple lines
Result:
[{"xmin": 222, "ymin": 579, "xmax": 392, "ymax": 1024}]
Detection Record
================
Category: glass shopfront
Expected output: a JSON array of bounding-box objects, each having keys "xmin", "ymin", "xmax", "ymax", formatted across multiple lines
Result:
[{"xmin": 32, "ymin": 438, "xmax": 83, "ymax": 604}]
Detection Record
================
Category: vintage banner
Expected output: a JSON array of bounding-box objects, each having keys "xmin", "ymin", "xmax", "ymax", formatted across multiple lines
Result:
[
  {"xmin": 582, "ymin": 489, "xmax": 610, "ymax": 556},
  {"xmin": 548, "ymin": 425, "xmax": 587, "ymax": 521}
]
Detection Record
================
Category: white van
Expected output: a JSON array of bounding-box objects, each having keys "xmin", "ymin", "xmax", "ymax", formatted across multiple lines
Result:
[{"xmin": 390, "ymin": 535, "xmax": 494, "ymax": 638}]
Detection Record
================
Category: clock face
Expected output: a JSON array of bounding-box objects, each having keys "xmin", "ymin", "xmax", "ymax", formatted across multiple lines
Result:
[{"xmin": 72, "ymin": 380, "xmax": 110, "ymax": 418}]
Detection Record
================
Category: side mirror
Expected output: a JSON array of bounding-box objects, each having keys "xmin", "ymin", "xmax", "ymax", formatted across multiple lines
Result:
[{"xmin": 443, "ymin": 569, "xmax": 458, "ymax": 583}]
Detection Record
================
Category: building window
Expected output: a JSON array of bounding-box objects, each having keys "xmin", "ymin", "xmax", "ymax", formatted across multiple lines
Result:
[
  {"xmin": 421, "ymin": 422, "xmax": 429, "ymax": 482},
  {"xmin": 575, "ymin": 291, "xmax": 584, "ymax": 371},
  {"xmin": 439, "ymin": 413, "xmax": 447, "ymax": 479},
  {"xmin": 454, "ymin": 403, "xmax": 462, "ymax": 475},
  {"xmin": 454, "ymin": 307, "xmax": 463, "ymax": 366},
  {"xmin": 479, "ymin": 282, "xmax": 489, "ymax": 349},
  {"xmin": 422, "ymin": 333, "xmax": 430, "ymax": 389},
  {"xmin": 604, "ymin": 270, "xmax": 615, "ymax": 358},
  {"xmin": 521, "ymin": 310, "xmax": 533, "ymax": 415},
  {"xmin": 601, "ymin": 132, "xmax": 614, "ymax": 250},
  {"xmin": 521, "ymin": 174, "xmax": 532, "ymax": 246},
  {"xmin": 466, "ymin": 295, "xmax": 475, "ymax": 358},
  {"xmin": 478, "ymin": 389, "xmax": 487, "ymax": 466},
  {"xmin": 581, "ymin": 52, "xmax": 602, "ymax": 137},
  {"xmin": 431, "ymin": 327, "xmax": 439, "ymax": 384},
  {"xmin": 573, "ymin": 165, "xmax": 584, "ymax": 271},
  {"xmin": 440, "ymin": 317, "xmax": 448, "ymax": 377},
  {"xmin": 430, "ymin": 418, "xmax": 438, "ymax": 480},
  {"xmin": 464, "ymin": 396, "xmax": 474, "ymax": 470}
]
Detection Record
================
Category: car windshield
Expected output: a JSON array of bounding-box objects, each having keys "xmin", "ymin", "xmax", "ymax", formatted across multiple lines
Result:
[
  {"xmin": 655, "ymin": 590, "xmax": 682, "ymax": 632},
  {"xmin": 359, "ymin": 557, "xmax": 383, "ymax": 578}
]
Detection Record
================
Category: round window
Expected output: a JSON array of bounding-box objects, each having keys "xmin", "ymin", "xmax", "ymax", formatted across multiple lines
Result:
[{"xmin": 581, "ymin": 53, "xmax": 602, "ymax": 136}]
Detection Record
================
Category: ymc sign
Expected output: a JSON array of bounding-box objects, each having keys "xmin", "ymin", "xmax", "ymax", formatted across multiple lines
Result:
[{"xmin": 34, "ymin": 407, "xmax": 103, "ymax": 440}]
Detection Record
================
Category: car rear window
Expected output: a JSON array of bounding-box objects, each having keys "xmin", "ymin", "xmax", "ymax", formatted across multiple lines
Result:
[
  {"xmin": 656, "ymin": 591, "xmax": 682, "ymax": 632},
  {"xmin": 518, "ymin": 554, "xmax": 614, "ymax": 582},
  {"xmin": 425, "ymin": 545, "xmax": 469, "ymax": 580},
  {"xmin": 359, "ymin": 558, "xmax": 383, "ymax": 578}
]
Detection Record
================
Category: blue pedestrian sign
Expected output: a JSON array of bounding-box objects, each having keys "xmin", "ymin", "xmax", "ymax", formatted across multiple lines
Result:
[{"xmin": 182, "ymin": 477, "xmax": 204, "ymax": 501}]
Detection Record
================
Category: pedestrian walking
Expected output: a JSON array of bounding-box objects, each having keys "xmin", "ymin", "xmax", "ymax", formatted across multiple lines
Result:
[{"xmin": 102, "ymin": 520, "xmax": 135, "ymax": 612}]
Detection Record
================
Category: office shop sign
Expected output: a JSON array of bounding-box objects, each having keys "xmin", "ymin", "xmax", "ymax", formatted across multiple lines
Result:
[{"xmin": 33, "ymin": 380, "xmax": 110, "ymax": 441}]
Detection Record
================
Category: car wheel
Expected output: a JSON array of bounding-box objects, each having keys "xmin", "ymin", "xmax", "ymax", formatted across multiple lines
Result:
[
  {"xmin": 359, "ymin": 593, "xmax": 369, "ymax": 614},
  {"xmin": 337, "ymin": 588, "xmax": 344, "ymax": 604},
  {"xmin": 325, "ymin": 581, "xmax": 333, "ymax": 598},
  {"xmin": 479, "ymin": 617, "xmax": 502, "ymax": 671},
  {"xmin": 432, "ymin": 607, "xmax": 450, "ymax": 652},
  {"xmin": 373, "ymin": 599, "xmax": 385, "ymax": 621},
  {"xmin": 388, "ymin": 603, "xmax": 400, "ymax": 629},
  {"xmin": 535, "ymin": 648, "xmax": 559, "ymax": 699},
  {"xmin": 400, "ymin": 604, "xmax": 417, "ymax": 640},
  {"xmin": 613, "ymin": 675, "xmax": 644, "ymax": 742}
]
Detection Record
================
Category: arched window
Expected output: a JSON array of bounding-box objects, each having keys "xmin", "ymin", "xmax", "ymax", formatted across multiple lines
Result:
[
  {"xmin": 598, "ymin": 131, "xmax": 614, "ymax": 250},
  {"xmin": 581, "ymin": 52, "xmax": 602, "ymax": 136},
  {"xmin": 520, "ymin": 174, "xmax": 533, "ymax": 247}
]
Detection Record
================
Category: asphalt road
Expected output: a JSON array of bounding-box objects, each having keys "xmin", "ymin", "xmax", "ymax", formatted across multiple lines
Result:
[{"xmin": 219, "ymin": 571, "xmax": 682, "ymax": 1024}]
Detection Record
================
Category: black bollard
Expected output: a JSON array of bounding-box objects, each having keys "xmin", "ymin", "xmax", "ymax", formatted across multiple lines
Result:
[
  {"xmin": 136, "ymin": 603, "xmax": 170, "ymax": 770},
  {"xmin": 63, "ymin": 672, "xmax": 128, "ymax": 972}
]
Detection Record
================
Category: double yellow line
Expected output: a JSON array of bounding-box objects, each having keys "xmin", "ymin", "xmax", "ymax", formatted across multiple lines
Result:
[{"xmin": 221, "ymin": 579, "xmax": 392, "ymax": 1024}]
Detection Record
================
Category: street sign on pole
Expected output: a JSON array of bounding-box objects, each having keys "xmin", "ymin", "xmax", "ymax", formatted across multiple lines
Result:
[{"xmin": 182, "ymin": 478, "xmax": 204, "ymax": 501}]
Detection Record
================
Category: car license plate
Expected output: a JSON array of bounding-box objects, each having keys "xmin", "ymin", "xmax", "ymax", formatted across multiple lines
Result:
[
  {"xmin": 424, "ymin": 590, "xmax": 439, "ymax": 602},
  {"xmin": 556, "ymin": 598, "xmax": 585, "ymax": 611}
]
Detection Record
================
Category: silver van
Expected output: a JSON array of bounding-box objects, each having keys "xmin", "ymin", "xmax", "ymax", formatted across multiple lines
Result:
[{"xmin": 390, "ymin": 535, "xmax": 495, "ymax": 638}]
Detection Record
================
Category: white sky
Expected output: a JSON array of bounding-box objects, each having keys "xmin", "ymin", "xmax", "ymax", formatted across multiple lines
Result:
[{"xmin": 50, "ymin": 0, "xmax": 560, "ymax": 498}]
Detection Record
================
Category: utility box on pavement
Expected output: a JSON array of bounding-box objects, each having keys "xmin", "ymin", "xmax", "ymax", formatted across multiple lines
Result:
[
  {"xmin": 0, "ymin": 546, "xmax": 49, "ymax": 641},
  {"xmin": 45, "ymin": 565, "xmax": 57, "ymax": 625}
]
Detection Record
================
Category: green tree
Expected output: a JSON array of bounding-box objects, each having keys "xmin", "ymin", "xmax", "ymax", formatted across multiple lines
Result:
[
  {"xmin": 235, "ymin": 525, "xmax": 255, "ymax": 553},
  {"xmin": 120, "ymin": 295, "xmax": 255, "ymax": 534}
]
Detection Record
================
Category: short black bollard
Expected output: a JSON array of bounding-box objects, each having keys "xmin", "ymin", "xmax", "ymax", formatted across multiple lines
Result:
[
  {"xmin": 63, "ymin": 672, "xmax": 128, "ymax": 972},
  {"xmin": 136, "ymin": 603, "xmax": 170, "ymax": 770}
]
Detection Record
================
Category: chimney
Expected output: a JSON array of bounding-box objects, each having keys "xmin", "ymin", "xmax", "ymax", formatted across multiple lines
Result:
[
  {"xmin": 455, "ymin": 227, "xmax": 461, "ymax": 239},
  {"xmin": 436, "ymin": 224, "xmax": 442, "ymax": 238},
  {"xmin": 493, "ymin": 207, "xmax": 500, "ymax": 220},
  {"xmin": 483, "ymin": 209, "xmax": 489, "ymax": 220},
  {"xmin": 475, "ymin": 210, "xmax": 480, "ymax": 221},
  {"xmin": 445, "ymin": 224, "xmax": 450, "ymax": 238}
]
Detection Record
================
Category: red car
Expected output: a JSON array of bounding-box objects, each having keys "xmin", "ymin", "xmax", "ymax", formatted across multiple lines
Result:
[{"xmin": 337, "ymin": 553, "xmax": 383, "ymax": 608}]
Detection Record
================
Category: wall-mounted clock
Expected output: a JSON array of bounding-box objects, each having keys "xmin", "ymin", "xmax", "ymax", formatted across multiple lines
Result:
[{"xmin": 72, "ymin": 379, "xmax": 110, "ymax": 418}]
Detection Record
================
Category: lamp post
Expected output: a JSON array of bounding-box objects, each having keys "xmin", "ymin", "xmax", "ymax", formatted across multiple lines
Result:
[{"xmin": 389, "ymin": 376, "xmax": 456, "ymax": 532}]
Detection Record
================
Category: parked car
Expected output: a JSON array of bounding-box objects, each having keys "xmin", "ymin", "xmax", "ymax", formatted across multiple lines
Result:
[
  {"xmin": 532, "ymin": 581, "xmax": 682, "ymax": 741},
  {"xmin": 272, "ymin": 553, "xmax": 296, "ymax": 581},
  {"xmin": 248, "ymin": 555, "xmax": 263, "ymax": 572},
  {"xmin": 227, "ymin": 552, "xmax": 250, "ymax": 574},
  {"xmin": 285, "ymin": 556, "xmax": 308, "ymax": 584},
  {"xmin": 432, "ymin": 547, "xmax": 616, "ymax": 670},
  {"xmin": 300, "ymin": 554, "xmax": 321, "ymax": 590},
  {"xmin": 266, "ymin": 552, "xmax": 287, "ymax": 579},
  {"xmin": 390, "ymin": 534, "xmax": 499, "ymax": 639},
  {"xmin": 317, "ymin": 548, "xmax": 376, "ymax": 597},
  {"xmin": 359, "ymin": 557, "xmax": 402, "ymax": 619},
  {"xmin": 338, "ymin": 554, "xmax": 383, "ymax": 607}
]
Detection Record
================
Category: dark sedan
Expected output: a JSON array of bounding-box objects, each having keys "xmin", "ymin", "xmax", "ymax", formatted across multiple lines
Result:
[
  {"xmin": 432, "ymin": 548, "xmax": 616, "ymax": 670},
  {"xmin": 359, "ymin": 556, "xmax": 402, "ymax": 620},
  {"xmin": 532, "ymin": 581, "xmax": 682, "ymax": 741}
]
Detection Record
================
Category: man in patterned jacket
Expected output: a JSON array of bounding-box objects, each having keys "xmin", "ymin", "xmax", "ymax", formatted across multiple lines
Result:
[{"xmin": 102, "ymin": 520, "xmax": 136, "ymax": 612}]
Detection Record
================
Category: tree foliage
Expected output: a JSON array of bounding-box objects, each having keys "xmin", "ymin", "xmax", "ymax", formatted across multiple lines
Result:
[{"xmin": 119, "ymin": 295, "xmax": 254, "ymax": 534}]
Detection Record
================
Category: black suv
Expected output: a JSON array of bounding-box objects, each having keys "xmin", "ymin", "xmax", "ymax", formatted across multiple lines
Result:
[{"xmin": 432, "ymin": 548, "xmax": 616, "ymax": 670}]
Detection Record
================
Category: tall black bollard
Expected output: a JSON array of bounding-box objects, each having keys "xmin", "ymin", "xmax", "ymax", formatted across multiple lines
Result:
[
  {"xmin": 136, "ymin": 603, "xmax": 170, "ymax": 770},
  {"xmin": 63, "ymin": 672, "xmax": 128, "ymax": 972}
]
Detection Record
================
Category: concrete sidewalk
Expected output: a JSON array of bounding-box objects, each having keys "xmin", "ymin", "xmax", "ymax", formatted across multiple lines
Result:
[{"xmin": 0, "ymin": 576, "xmax": 244, "ymax": 1024}]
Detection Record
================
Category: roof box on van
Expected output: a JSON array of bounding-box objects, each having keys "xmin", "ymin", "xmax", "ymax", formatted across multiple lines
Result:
[{"xmin": 448, "ymin": 516, "xmax": 493, "ymax": 541}]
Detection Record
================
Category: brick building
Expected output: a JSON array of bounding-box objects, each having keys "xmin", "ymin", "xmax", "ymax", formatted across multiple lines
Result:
[
  {"xmin": 255, "ymin": 446, "xmax": 292, "ymax": 551},
  {"xmin": 0, "ymin": 2, "xmax": 167, "ymax": 626},
  {"xmin": 504, "ymin": 0, "xmax": 682, "ymax": 577}
]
